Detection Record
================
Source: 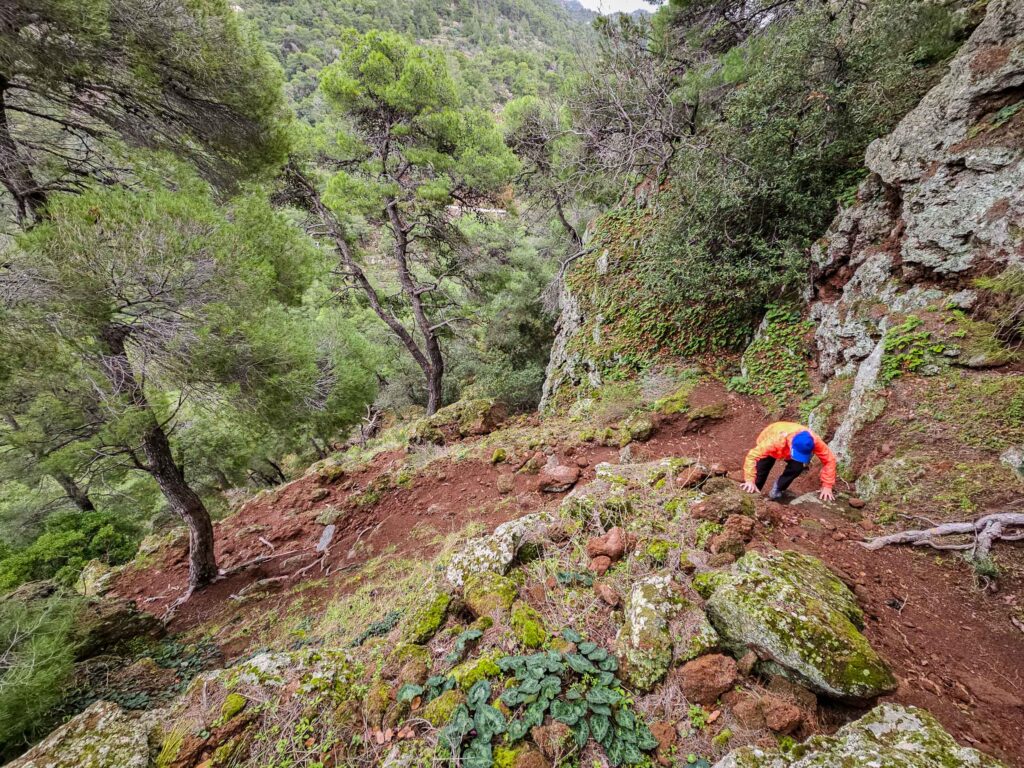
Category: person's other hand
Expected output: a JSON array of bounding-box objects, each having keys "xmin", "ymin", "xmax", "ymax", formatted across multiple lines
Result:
[
  {"xmin": 741, "ymin": 482, "xmax": 758, "ymax": 494},
  {"xmin": 819, "ymin": 487, "xmax": 835, "ymax": 502}
]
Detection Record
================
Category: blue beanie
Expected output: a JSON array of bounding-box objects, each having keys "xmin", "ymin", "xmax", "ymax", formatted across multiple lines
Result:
[{"xmin": 791, "ymin": 431, "xmax": 815, "ymax": 464}]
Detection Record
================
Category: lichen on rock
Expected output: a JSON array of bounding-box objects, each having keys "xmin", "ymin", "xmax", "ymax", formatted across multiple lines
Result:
[
  {"xmin": 714, "ymin": 703, "xmax": 1006, "ymax": 767},
  {"xmin": 702, "ymin": 550, "xmax": 895, "ymax": 702}
]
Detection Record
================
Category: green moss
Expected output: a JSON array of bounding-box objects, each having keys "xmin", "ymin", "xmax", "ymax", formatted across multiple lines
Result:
[
  {"xmin": 510, "ymin": 601, "xmax": 548, "ymax": 649},
  {"xmin": 463, "ymin": 572, "xmax": 518, "ymax": 617},
  {"xmin": 491, "ymin": 447, "xmax": 508, "ymax": 464},
  {"xmin": 404, "ymin": 591, "xmax": 451, "ymax": 644},
  {"xmin": 494, "ymin": 743, "xmax": 528, "ymax": 768},
  {"xmin": 712, "ymin": 727, "xmax": 734, "ymax": 748},
  {"xmin": 451, "ymin": 650, "xmax": 503, "ymax": 691},
  {"xmin": 653, "ymin": 380, "xmax": 697, "ymax": 415},
  {"xmin": 695, "ymin": 521, "xmax": 723, "ymax": 550},
  {"xmin": 645, "ymin": 538, "xmax": 673, "ymax": 565},
  {"xmin": 693, "ymin": 571, "xmax": 729, "ymax": 600},
  {"xmin": 218, "ymin": 693, "xmax": 247, "ymax": 723},
  {"xmin": 420, "ymin": 689, "xmax": 466, "ymax": 726},
  {"xmin": 210, "ymin": 738, "xmax": 240, "ymax": 766}
]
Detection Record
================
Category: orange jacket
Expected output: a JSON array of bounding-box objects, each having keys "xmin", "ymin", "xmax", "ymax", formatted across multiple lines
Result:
[{"xmin": 743, "ymin": 421, "xmax": 837, "ymax": 490}]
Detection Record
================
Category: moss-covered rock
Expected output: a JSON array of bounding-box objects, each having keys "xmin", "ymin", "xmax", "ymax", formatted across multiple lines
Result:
[
  {"xmin": 703, "ymin": 550, "xmax": 896, "ymax": 702},
  {"xmin": 6, "ymin": 700, "xmax": 156, "ymax": 768},
  {"xmin": 714, "ymin": 704, "xmax": 1005, "ymax": 767},
  {"xmin": 420, "ymin": 689, "xmax": 467, "ymax": 727},
  {"xmin": 615, "ymin": 574, "xmax": 681, "ymax": 691},
  {"xmin": 622, "ymin": 412, "xmax": 656, "ymax": 443},
  {"xmin": 510, "ymin": 600, "xmax": 549, "ymax": 649},
  {"xmin": 445, "ymin": 512, "xmax": 553, "ymax": 588},
  {"xmin": 451, "ymin": 649, "xmax": 503, "ymax": 690},
  {"xmin": 645, "ymin": 538, "xmax": 673, "ymax": 565},
  {"xmin": 463, "ymin": 572, "xmax": 518, "ymax": 618},
  {"xmin": 491, "ymin": 447, "xmax": 508, "ymax": 464},
  {"xmin": 403, "ymin": 591, "xmax": 450, "ymax": 644}
]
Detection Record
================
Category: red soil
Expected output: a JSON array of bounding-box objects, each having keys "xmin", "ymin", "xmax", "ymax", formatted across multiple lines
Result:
[{"xmin": 111, "ymin": 381, "xmax": 1024, "ymax": 765}]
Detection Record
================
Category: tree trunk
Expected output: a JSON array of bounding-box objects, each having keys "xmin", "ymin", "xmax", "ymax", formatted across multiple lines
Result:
[
  {"xmin": 285, "ymin": 164, "xmax": 444, "ymax": 414},
  {"xmin": 142, "ymin": 420, "xmax": 219, "ymax": 587},
  {"xmin": 100, "ymin": 324, "xmax": 218, "ymax": 588},
  {"xmin": 52, "ymin": 472, "xmax": 96, "ymax": 512},
  {"xmin": 0, "ymin": 76, "xmax": 47, "ymax": 226}
]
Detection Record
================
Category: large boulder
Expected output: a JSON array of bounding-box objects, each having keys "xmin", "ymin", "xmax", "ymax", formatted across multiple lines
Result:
[
  {"xmin": 697, "ymin": 550, "xmax": 895, "ymax": 702},
  {"xmin": 445, "ymin": 512, "xmax": 552, "ymax": 588},
  {"xmin": 72, "ymin": 595, "xmax": 165, "ymax": 660},
  {"xmin": 714, "ymin": 703, "xmax": 1005, "ymax": 767},
  {"xmin": 615, "ymin": 573, "xmax": 718, "ymax": 691},
  {"xmin": 5, "ymin": 700, "xmax": 157, "ymax": 768}
]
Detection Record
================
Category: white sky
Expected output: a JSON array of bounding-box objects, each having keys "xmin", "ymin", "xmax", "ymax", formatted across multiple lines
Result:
[{"xmin": 575, "ymin": 0, "xmax": 662, "ymax": 13}]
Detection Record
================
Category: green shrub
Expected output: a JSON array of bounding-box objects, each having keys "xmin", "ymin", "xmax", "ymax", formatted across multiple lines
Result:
[
  {"xmin": 0, "ymin": 510, "xmax": 141, "ymax": 592},
  {"xmin": 0, "ymin": 595, "xmax": 78, "ymax": 759}
]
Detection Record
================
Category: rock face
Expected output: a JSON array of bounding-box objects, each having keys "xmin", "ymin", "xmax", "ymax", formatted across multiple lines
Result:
[
  {"xmin": 809, "ymin": 0, "xmax": 1024, "ymax": 461},
  {"xmin": 698, "ymin": 551, "xmax": 896, "ymax": 702},
  {"xmin": 615, "ymin": 573, "xmax": 719, "ymax": 691},
  {"xmin": 6, "ymin": 700, "xmax": 156, "ymax": 768},
  {"xmin": 714, "ymin": 704, "xmax": 1006, "ymax": 767}
]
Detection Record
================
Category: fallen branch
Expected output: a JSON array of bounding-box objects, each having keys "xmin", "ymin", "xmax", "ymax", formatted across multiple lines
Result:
[{"xmin": 861, "ymin": 512, "xmax": 1024, "ymax": 560}]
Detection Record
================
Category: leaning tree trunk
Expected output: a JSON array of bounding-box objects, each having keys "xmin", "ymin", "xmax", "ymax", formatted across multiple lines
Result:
[
  {"xmin": 52, "ymin": 471, "xmax": 96, "ymax": 512},
  {"xmin": 141, "ymin": 420, "xmax": 219, "ymax": 587},
  {"xmin": 100, "ymin": 324, "xmax": 218, "ymax": 588}
]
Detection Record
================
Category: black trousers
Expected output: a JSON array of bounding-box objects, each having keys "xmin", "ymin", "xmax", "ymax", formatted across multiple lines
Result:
[{"xmin": 754, "ymin": 457, "xmax": 807, "ymax": 492}]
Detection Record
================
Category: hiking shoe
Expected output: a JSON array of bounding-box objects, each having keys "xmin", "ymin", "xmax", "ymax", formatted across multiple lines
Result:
[{"xmin": 768, "ymin": 483, "xmax": 786, "ymax": 502}]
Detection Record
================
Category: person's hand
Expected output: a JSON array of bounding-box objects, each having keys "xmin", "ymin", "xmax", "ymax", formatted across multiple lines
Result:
[
  {"xmin": 819, "ymin": 487, "xmax": 835, "ymax": 502},
  {"xmin": 741, "ymin": 482, "xmax": 758, "ymax": 494}
]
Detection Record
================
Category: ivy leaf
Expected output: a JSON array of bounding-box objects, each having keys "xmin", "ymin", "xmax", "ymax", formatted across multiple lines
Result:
[
  {"xmin": 561, "ymin": 627, "xmax": 583, "ymax": 643},
  {"xmin": 550, "ymin": 699, "xmax": 580, "ymax": 726},
  {"xmin": 474, "ymin": 704, "xmax": 507, "ymax": 741},
  {"xmin": 523, "ymin": 700, "xmax": 547, "ymax": 728},
  {"xmin": 467, "ymin": 679, "xmax": 491, "ymax": 710},
  {"xmin": 588, "ymin": 647, "xmax": 609, "ymax": 663},
  {"xmin": 578, "ymin": 640, "xmax": 598, "ymax": 655},
  {"xmin": 598, "ymin": 656, "xmax": 619, "ymax": 672},
  {"xmin": 506, "ymin": 719, "xmax": 530, "ymax": 742},
  {"xmin": 397, "ymin": 683, "xmax": 423, "ymax": 704},
  {"xmin": 586, "ymin": 685, "xmax": 622, "ymax": 706},
  {"xmin": 500, "ymin": 687, "xmax": 526, "ymax": 707},
  {"xmin": 571, "ymin": 717, "xmax": 590, "ymax": 749},
  {"xmin": 615, "ymin": 706, "xmax": 636, "ymax": 730},
  {"xmin": 565, "ymin": 653, "xmax": 598, "ymax": 675},
  {"xmin": 598, "ymin": 671, "xmax": 616, "ymax": 687},
  {"xmin": 462, "ymin": 736, "xmax": 493, "ymax": 768},
  {"xmin": 589, "ymin": 702, "xmax": 612, "ymax": 716},
  {"xmin": 590, "ymin": 712, "xmax": 612, "ymax": 745},
  {"xmin": 539, "ymin": 675, "xmax": 562, "ymax": 697},
  {"xmin": 635, "ymin": 720, "xmax": 659, "ymax": 751}
]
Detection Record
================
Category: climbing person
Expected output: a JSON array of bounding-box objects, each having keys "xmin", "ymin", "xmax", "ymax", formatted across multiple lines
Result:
[{"xmin": 741, "ymin": 421, "xmax": 837, "ymax": 502}]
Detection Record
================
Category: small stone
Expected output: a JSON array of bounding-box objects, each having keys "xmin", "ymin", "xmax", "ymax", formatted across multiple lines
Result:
[
  {"xmin": 497, "ymin": 474, "xmax": 514, "ymax": 495},
  {"xmin": 586, "ymin": 526, "xmax": 630, "ymax": 561},
  {"xmin": 576, "ymin": 457, "xmax": 590, "ymax": 468},
  {"xmin": 848, "ymin": 497, "xmax": 866, "ymax": 509},
  {"xmin": 680, "ymin": 654, "xmax": 738, "ymax": 705},
  {"xmin": 762, "ymin": 694, "xmax": 803, "ymax": 734},
  {"xmin": 679, "ymin": 465, "xmax": 709, "ymax": 488},
  {"xmin": 707, "ymin": 552, "xmax": 737, "ymax": 568},
  {"xmin": 537, "ymin": 465, "xmax": 580, "ymax": 493},
  {"xmin": 310, "ymin": 487, "xmax": 329, "ymax": 502},
  {"xmin": 595, "ymin": 582, "xmax": 621, "ymax": 607},
  {"xmin": 831, "ymin": 531, "xmax": 846, "ymax": 541},
  {"xmin": 732, "ymin": 695, "xmax": 766, "ymax": 729},
  {"xmin": 588, "ymin": 555, "xmax": 612, "ymax": 575},
  {"xmin": 710, "ymin": 462, "xmax": 729, "ymax": 476},
  {"xmin": 650, "ymin": 721, "xmax": 677, "ymax": 767},
  {"xmin": 737, "ymin": 651, "xmax": 758, "ymax": 677}
]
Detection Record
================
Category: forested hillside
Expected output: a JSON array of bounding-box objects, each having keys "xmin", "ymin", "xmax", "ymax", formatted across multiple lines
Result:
[{"xmin": 1, "ymin": 0, "xmax": 1022, "ymax": 767}]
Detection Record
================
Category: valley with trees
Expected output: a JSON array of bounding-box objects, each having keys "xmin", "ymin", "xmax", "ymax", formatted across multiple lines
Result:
[{"xmin": 1, "ymin": 0, "xmax": 1022, "ymax": 767}]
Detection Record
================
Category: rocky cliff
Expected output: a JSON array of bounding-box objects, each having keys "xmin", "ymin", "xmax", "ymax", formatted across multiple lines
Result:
[{"xmin": 810, "ymin": 0, "xmax": 1024, "ymax": 465}]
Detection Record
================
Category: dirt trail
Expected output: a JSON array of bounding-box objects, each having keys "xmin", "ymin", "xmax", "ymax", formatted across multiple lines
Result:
[{"xmin": 112, "ymin": 383, "xmax": 1024, "ymax": 765}]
